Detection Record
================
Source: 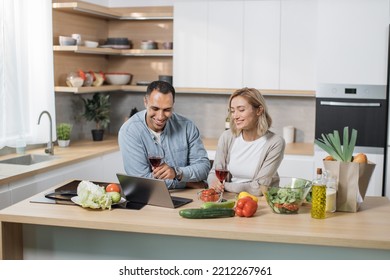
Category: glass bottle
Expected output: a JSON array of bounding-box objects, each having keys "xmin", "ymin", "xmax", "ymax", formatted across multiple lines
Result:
[{"xmin": 311, "ymin": 168, "xmax": 327, "ymax": 219}]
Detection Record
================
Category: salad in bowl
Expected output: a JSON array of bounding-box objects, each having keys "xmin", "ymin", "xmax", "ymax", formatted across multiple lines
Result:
[{"xmin": 260, "ymin": 177, "xmax": 312, "ymax": 214}]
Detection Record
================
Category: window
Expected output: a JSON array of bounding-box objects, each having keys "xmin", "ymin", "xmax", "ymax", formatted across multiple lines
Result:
[{"xmin": 0, "ymin": 0, "xmax": 55, "ymax": 149}]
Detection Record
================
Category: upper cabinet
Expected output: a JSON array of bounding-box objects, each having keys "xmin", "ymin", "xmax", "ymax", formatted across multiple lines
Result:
[
  {"xmin": 52, "ymin": 1, "xmax": 173, "ymax": 94},
  {"xmin": 243, "ymin": 0, "xmax": 280, "ymax": 89},
  {"xmin": 174, "ymin": 0, "xmax": 317, "ymax": 92},
  {"xmin": 317, "ymin": 0, "xmax": 389, "ymax": 85},
  {"xmin": 173, "ymin": 2, "xmax": 208, "ymax": 88},
  {"xmin": 207, "ymin": 1, "xmax": 244, "ymax": 89},
  {"xmin": 280, "ymin": 0, "xmax": 317, "ymax": 90},
  {"xmin": 174, "ymin": 1, "xmax": 244, "ymax": 89}
]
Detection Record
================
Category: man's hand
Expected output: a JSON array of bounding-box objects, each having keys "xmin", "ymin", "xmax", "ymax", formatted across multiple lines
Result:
[{"xmin": 152, "ymin": 163, "xmax": 176, "ymax": 180}]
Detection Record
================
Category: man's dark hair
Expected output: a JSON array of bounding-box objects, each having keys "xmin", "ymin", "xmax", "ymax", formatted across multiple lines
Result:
[{"xmin": 146, "ymin": 80, "xmax": 176, "ymax": 102}]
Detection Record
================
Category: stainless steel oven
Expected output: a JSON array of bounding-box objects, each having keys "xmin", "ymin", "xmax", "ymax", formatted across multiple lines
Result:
[{"xmin": 314, "ymin": 84, "xmax": 388, "ymax": 196}]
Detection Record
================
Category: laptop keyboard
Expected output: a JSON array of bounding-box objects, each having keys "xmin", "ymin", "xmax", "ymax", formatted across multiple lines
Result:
[{"xmin": 171, "ymin": 196, "xmax": 192, "ymax": 206}]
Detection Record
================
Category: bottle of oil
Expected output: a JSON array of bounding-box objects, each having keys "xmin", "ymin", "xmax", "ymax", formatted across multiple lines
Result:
[{"xmin": 311, "ymin": 168, "xmax": 327, "ymax": 219}]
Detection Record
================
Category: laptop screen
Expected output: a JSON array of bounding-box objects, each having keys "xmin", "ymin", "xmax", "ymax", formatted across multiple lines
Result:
[{"xmin": 116, "ymin": 173, "xmax": 193, "ymax": 209}]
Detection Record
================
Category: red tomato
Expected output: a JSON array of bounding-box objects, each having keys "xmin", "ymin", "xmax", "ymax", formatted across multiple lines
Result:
[
  {"xmin": 106, "ymin": 183, "xmax": 121, "ymax": 193},
  {"xmin": 283, "ymin": 203, "xmax": 299, "ymax": 211},
  {"xmin": 199, "ymin": 189, "xmax": 220, "ymax": 202}
]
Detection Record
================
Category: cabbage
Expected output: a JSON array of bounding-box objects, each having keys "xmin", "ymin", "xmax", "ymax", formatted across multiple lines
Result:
[{"xmin": 77, "ymin": 180, "xmax": 112, "ymax": 210}]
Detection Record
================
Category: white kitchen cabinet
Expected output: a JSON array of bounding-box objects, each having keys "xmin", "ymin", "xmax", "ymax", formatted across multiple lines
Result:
[
  {"xmin": 173, "ymin": 1, "xmax": 208, "ymax": 88},
  {"xmin": 174, "ymin": 0, "xmax": 316, "ymax": 90},
  {"xmin": 8, "ymin": 157, "xmax": 101, "ymax": 207},
  {"xmin": 317, "ymin": 0, "xmax": 389, "ymax": 85},
  {"xmin": 99, "ymin": 151, "xmax": 126, "ymax": 182},
  {"xmin": 243, "ymin": 1, "xmax": 280, "ymax": 89},
  {"xmin": 280, "ymin": 0, "xmax": 317, "ymax": 90},
  {"xmin": 1, "ymin": 151, "xmax": 125, "ymax": 210},
  {"xmin": 278, "ymin": 155, "xmax": 315, "ymax": 180},
  {"xmin": 0, "ymin": 186, "xmax": 11, "ymax": 210},
  {"xmin": 207, "ymin": 1, "xmax": 243, "ymax": 88},
  {"xmin": 174, "ymin": 1, "xmax": 243, "ymax": 88}
]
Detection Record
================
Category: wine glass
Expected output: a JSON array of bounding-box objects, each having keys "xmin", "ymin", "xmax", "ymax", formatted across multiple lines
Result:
[
  {"xmin": 148, "ymin": 153, "xmax": 164, "ymax": 168},
  {"xmin": 215, "ymin": 163, "xmax": 229, "ymax": 184}
]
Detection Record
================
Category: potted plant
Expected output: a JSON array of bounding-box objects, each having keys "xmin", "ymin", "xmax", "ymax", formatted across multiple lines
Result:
[
  {"xmin": 81, "ymin": 92, "xmax": 110, "ymax": 141},
  {"xmin": 56, "ymin": 123, "xmax": 72, "ymax": 147}
]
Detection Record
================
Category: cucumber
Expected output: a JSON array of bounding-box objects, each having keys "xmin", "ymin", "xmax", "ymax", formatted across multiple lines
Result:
[
  {"xmin": 200, "ymin": 199, "xmax": 236, "ymax": 209},
  {"xmin": 179, "ymin": 208, "xmax": 235, "ymax": 219}
]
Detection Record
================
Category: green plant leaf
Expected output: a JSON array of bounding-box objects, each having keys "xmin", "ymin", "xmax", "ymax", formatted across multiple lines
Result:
[{"xmin": 314, "ymin": 126, "xmax": 358, "ymax": 162}]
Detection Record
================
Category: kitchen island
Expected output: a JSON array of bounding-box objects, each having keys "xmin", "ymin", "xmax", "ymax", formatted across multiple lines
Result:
[{"xmin": 0, "ymin": 183, "xmax": 389, "ymax": 260}]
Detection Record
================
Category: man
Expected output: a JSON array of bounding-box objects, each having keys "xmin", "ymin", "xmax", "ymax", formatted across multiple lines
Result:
[{"xmin": 118, "ymin": 80, "xmax": 210, "ymax": 189}]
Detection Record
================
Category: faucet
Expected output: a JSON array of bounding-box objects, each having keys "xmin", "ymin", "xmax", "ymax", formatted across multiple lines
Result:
[{"xmin": 37, "ymin": 110, "xmax": 54, "ymax": 155}]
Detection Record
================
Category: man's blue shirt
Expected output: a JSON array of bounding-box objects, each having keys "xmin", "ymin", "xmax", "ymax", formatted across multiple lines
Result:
[{"xmin": 118, "ymin": 110, "xmax": 210, "ymax": 188}]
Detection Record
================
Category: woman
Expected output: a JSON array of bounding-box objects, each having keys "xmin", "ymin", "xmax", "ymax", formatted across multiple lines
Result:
[{"xmin": 207, "ymin": 87, "xmax": 285, "ymax": 196}]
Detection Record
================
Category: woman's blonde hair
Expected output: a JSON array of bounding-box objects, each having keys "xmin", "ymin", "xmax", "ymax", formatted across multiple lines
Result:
[{"xmin": 228, "ymin": 87, "xmax": 272, "ymax": 137}]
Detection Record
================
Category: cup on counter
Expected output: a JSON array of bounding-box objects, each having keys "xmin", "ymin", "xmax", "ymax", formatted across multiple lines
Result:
[
  {"xmin": 283, "ymin": 126, "xmax": 295, "ymax": 143},
  {"xmin": 71, "ymin": 34, "xmax": 82, "ymax": 46},
  {"xmin": 15, "ymin": 138, "xmax": 26, "ymax": 154}
]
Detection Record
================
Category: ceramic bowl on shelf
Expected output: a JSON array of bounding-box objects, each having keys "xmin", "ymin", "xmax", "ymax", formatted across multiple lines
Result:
[
  {"xmin": 105, "ymin": 73, "xmax": 132, "ymax": 85},
  {"xmin": 260, "ymin": 177, "xmax": 312, "ymax": 214},
  {"xmin": 162, "ymin": 41, "xmax": 173, "ymax": 49},
  {"xmin": 140, "ymin": 40, "xmax": 157, "ymax": 50},
  {"xmin": 84, "ymin": 40, "xmax": 99, "ymax": 48},
  {"xmin": 59, "ymin": 36, "xmax": 77, "ymax": 46},
  {"xmin": 65, "ymin": 72, "xmax": 84, "ymax": 87}
]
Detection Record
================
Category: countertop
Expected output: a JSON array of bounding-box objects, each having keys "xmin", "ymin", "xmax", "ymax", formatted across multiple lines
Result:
[
  {"xmin": 0, "ymin": 136, "xmax": 314, "ymax": 185},
  {"xmin": 0, "ymin": 136, "xmax": 120, "ymax": 185},
  {"xmin": 0, "ymin": 186, "xmax": 389, "ymax": 259}
]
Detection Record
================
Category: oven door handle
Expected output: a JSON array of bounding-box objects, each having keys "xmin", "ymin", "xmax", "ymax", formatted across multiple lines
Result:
[{"xmin": 320, "ymin": 101, "xmax": 381, "ymax": 107}]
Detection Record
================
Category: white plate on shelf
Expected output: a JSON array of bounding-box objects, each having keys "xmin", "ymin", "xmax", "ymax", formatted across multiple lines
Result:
[
  {"xmin": 71, "ymin": 196, "xmax": 126, "ymax": 208},
  {"xmin": 99, "ymin": 44, "xmax": 131, "ymax": 49}
]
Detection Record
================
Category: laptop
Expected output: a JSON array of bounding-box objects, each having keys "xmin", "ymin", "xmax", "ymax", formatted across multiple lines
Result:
[{"xmin": 116, "ymin": 173, "xmax": 193, "ymax": 209}]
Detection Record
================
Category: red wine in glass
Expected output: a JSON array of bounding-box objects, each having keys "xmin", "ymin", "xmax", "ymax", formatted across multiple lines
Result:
[
  {"xmin": 148, "ymin": 156, "xmax": 163, "ymax": 168},
  {"xmin": 215, "ymin": 169, "xmax": 229, "ymax": 183}
]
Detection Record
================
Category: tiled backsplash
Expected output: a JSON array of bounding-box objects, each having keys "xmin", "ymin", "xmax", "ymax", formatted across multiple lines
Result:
[{"xmin": 55, "ymin": 91, "xmax": 315, "ymax": 143}]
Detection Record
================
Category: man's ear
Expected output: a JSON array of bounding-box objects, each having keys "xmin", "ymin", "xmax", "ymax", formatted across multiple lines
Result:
[{"xmin": 144, "ymin": 96, "xmax": 148, "ymax": 108}]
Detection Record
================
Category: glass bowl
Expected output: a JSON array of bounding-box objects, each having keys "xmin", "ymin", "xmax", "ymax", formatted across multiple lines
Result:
[
  {"xmin": 260, "ymin": 177, "xmax": 312, "ymax": 214},
  {"xmin": 197, "ymin": 189, "xmax": 223, "ymax": 202}
]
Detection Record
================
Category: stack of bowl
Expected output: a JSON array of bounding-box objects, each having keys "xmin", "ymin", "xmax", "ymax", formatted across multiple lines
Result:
[{"xmin": 102, "ymin": 38, "xmax": 132, "ymax": 49}]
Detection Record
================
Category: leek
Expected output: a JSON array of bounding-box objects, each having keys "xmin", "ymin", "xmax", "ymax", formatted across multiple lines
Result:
[{"xmin": 314, "ymin": 127, "xmax": 357, "ymax": 162}]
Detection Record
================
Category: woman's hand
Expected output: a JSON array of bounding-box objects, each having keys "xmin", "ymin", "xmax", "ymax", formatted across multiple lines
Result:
[{"xmin": 209, "ymin": 178, "xmax": 225, "ymax": 193}]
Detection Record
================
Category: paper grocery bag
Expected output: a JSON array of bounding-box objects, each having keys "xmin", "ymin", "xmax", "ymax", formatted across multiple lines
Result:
[{"xmin": 322, "ymin": 161, "xmax": 376, "ymax": 212}]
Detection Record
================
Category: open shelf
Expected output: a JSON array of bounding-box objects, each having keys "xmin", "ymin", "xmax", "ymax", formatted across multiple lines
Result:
[
  {"xmin": 53, "ymin": 46, "xmax": 173, "ymax": 57},
  {"xmin": 55, "ymin": 85, "xmax": 316, "ymax": 97},
  {"xmin": 52, "ymin": 1, "xmax": 173, "ymax": 20}
]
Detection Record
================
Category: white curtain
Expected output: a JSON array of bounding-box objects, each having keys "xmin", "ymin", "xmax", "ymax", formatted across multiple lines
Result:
[{"xmin": 0, "ymin": 0, "xmax": 56, "ymax": 149}]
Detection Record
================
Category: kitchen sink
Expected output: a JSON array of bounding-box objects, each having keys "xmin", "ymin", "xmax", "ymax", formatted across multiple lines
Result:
[{"xmin": 0, "ymin": 154, "xmax": 58, "ymax": 166}]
